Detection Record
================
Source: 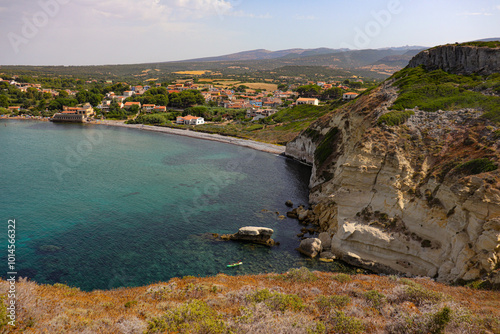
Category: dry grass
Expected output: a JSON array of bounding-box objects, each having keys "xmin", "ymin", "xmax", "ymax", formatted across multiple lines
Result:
[
  {"xmin": 0, "ymin": 272, "xmax": 499, "ymax": 333},
  {"xmin": 173, "ymin": 70, "xmax": 212, "ymax": 75}
]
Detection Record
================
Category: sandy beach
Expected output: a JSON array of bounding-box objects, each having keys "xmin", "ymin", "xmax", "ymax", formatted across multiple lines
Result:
[{"xmin": 92, "ymin": 120, "xmax": 287, "ymax": 155}]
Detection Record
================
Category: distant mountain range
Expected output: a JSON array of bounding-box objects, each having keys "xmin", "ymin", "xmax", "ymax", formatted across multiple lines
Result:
[
  {"xmin": 184, "ymin": 46, "xmax": 426, "ymax": 63},
  {"xmin": 0, "ymin": 45, "xmax": 429, "ymax": 81},
  {"xmin": 474, "ymin": 37, "xmax": 500, "ymax": 42}
]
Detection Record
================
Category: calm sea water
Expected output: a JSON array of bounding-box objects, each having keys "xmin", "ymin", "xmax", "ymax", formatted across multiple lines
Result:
[{"xmin": 0, "ymin": 120, "xmax": 346, "ymax": 291}]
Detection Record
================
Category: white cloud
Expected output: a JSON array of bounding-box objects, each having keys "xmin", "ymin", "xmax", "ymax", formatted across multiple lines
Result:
[
  {"xmin": 230, "ymin": 10, "xmax": 272, "ymax": 19},
  {"xmin": 294, "ymin": 14, "xmax": 316, "ymax": 20},
  {"xmin": 70, "ymin": 0, "xmax": 236, "ymax": 23},
  {"xmin": 174, "ymin": 0, "xmax": 233, "ymax": 15},
  {"xmin": 457, "ymin": 11, "xmax": 493, "ymax": 16},
  {"xmin": 76, "ymin": 0, "xmax": 169, "ymax": 22}
]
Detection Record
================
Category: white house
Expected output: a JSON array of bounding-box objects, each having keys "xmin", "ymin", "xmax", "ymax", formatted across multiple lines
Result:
[
  {"xmin": 296, "ymin": 98, "xmax": 319, "ymax": 106},
  {"xmin": 143, "ymin": 104, "xmax": 155, "ymax": 112},
  {"xmin": 176, "ymin": 115, "xmax": 205, "ymax": 125},
  {"xmin": 343, "ymin": 92, "xmax": 359, "ymax": 100}
]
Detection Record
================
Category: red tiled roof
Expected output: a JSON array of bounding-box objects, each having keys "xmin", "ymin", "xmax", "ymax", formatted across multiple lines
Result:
[{"xmin": 182, "ymin": 115, "xmax": 200, "ymax": 120}]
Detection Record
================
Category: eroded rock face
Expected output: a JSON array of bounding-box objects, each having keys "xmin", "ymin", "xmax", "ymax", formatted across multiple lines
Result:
[
  {"xmin": 408, "ymin": 44, "xmax": 500, "ymax": 75},
  {"xmin": 285, "ymin": 73, "xmax": 500, "ymax": 283}
]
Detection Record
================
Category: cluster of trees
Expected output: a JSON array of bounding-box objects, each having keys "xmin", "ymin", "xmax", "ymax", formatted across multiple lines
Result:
[
  {"xmin": 182, "ymin": 106, "xmax": 247, "ymax": 122},
  {"xmin": 124, "ymin": 88, "xmax": 204, "ymax": 109},
  {"xmin": 126, "ymin": 87, "xmax": 169, "ymax": 106},
  {"xmin": 343, "ymin": 80, "xmax": 363, "ymax": 89},
  {"xmin": 0, "ymin": 81, "xmax": 62, "ymax": 115},
  {"xmin": 128, "ymin": 112, "xmax": 180, "ymax": 125},
  {"xmin": 295, "ymin": 84, "xmax": 343, "ymax": 100},
  {"xmin": 168, "ymin": 90, "xmax": 205, "ymax": 108}
]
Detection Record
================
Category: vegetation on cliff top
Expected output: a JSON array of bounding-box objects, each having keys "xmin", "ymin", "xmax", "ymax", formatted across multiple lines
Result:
[
  {"xmin": 459, "ymin": 41, "xmax": 500, "ymax": 49},
  {"xmin": 390, "ymin": 66, "xmax": 500, "ymax": 123},
  {"xmin": 377, "ymin": 110, "xmax": 415, "ymax": 126},
  {"xmin": 1, "ymin": 269, "xmax": 499, "ymax": 333}
]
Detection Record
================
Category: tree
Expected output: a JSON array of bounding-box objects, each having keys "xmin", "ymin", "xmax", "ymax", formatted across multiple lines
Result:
[
  {"xmin": 236, "ymin": 85, "xmax": 248, "ymax": 93},
  {"xmin": 278, "ymin": 83, "xmax": 288, "ymax": 91},
  {"xmin": 296, "ymin": 84, "xmax": 321, "ymax": 97},
  {"xmin": 57, "ymin": 90, "xmax": 69, "ymax": 98},
  {"xmin": 129, "ymin": 104, "xmax": 140, "ymax": 114},
  {"xmin": 0, "ymin": 95, "xmax": 9, "ymax": 108},
  {"xmin": 321, "ymin": 87, "xmax": 342, "ymax": 100},
  {"xmin": 108, "ymin": 100, "xmax": 121, "ymax": 113}
]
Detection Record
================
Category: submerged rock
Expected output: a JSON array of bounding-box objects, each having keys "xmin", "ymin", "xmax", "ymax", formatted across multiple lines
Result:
[
  {"xmin": 39, "ymin": 245, "xmax": 62, "ymax": 253},
  {"xmin": 285, "ymin": 200, "xmax": 294, "ymax": 207}
]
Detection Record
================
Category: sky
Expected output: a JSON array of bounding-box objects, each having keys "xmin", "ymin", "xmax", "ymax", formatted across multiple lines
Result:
[{"xmin": 0, "ymin": 0, "xmax": 499, "ymax": 66}]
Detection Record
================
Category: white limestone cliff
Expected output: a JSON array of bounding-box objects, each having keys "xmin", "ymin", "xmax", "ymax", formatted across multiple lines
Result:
[{"xmin": 285, "ymin": 67, "xmax": 500, "ymax": 283}]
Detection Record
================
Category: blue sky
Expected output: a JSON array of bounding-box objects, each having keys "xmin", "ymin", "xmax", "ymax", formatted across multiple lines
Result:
[{"xmin": 0, "ymin": 0, "xmax": 499, "ymax": 65}]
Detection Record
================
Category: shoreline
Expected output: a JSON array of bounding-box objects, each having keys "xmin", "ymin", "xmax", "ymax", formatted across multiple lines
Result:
[
  {"xmin": 91, "ymin": 120, "xmax": 287, "ymax": 155},
  {"xmin": 1, "ymin": 117, "xmax": 286, "ymax": 155}
]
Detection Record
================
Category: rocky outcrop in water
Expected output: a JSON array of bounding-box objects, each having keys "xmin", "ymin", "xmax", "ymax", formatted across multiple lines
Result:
[
  {"xmin": 408, "ymin": 44, "xmax": 500, "ymax": 75},
  {"xmin": 220, "ymin": 226, "xmax": 276, "ymax": 246},
  {"xmin": 285, "ymin": 54, "xmax": 500, "ymax": 283}
]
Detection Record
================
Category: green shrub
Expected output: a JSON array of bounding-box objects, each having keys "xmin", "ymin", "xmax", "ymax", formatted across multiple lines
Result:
[
  {"xmin": 429, "ymin": 306, "xmax": 452, "ymax": 334},
  {"xmin": 281, "ymin": 267, "xmax": 318, "ymax": 282},
  {"xmin": 327, "ymin": 311, "xmax": 365, "ymax": 334},
  {"xmin": 307, "ymin": 322, "xmax": 327, "ymax": 334},
  {"xmin": 465, "ymin": 279, "xmax": 488, "ymax": 290},
  {"xmin": 455, "ymin": 158, "xmax": 498, "ymax": 176},
  {"xmin": 246, "ymin": 289, "xmax": 305, "ymax": 312},
  {"xmin": 133, "ymin": 113, "xmax": 169, "ymax": 125},
  {"xmin": 124, "ymin": 300, "xmax": 137, "ymax": 308},
  {"xmin": 377, "ymin": 110, "xmax": 415, "ymax": 126},
  {"xmin": 400, "ymin": 283, "xmax": 443, "ymax": 306},
  {"xmin": 146, "ymin": 300, "xmax": 228, "ymax": 334},
  {"xmin": 0, "ymin": 296, "xmax": 8, "ymax": 329},
  {"xmin": 316, "ymin": 295, "xmax": 351, "ymax": 311},
  {"xmin": 387, "ymin": 306, "xmax": 452, "ymax": 334},
  {"xmin": 363, "ymin": 290, "xmax": 386, "ymax": 308},
  {"xmin": 332, "ymin": 273, "xmax": 352, "ymax": 283}
]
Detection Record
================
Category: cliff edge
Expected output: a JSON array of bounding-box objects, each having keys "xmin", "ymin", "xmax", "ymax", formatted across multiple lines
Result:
[
  {"xmin": 408, "ymin": 43, "xmax": 500, "ymax": 75},
  {"xmin": 286, "ymin": 44, "xmax": 500, "ymax": 284}
]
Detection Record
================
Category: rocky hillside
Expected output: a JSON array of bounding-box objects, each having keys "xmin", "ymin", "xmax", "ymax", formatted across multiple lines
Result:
[
  {"xmin": 286, "ymin": 44, "xmax": 500, "ymax": 285},
  {"xmin": 1, "ymin": 269, "xmax": 500, "ymax": 333}
]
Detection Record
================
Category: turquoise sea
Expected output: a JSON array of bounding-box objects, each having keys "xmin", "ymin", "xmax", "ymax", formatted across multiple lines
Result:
[{"xmin": 0, "ymin": 120, "xmax": 342, "ymax": 291}]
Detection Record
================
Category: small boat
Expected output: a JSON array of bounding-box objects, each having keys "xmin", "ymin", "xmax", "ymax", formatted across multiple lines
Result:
[{"xmin": 227, "ymin": 261, "xmax": 243, "ymax": 268}]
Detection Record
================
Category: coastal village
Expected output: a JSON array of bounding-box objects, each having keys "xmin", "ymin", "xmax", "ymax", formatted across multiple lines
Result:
[{"xmin": 0, "ymin": 75, "xmax": 361, "ymax": 124}]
